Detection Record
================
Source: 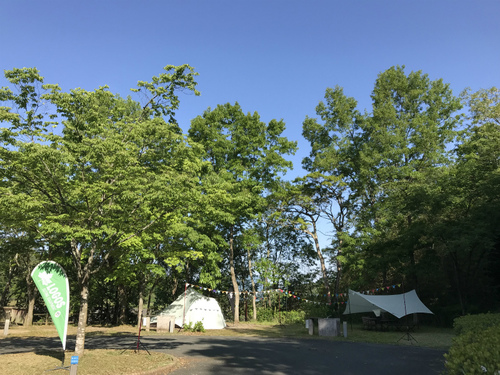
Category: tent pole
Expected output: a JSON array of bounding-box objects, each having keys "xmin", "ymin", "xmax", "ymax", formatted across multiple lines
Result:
[{"xmin": 182, "ymin": 283, "xmax": 187, "ymax": 329}]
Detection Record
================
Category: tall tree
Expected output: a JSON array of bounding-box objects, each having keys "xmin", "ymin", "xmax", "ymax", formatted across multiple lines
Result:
[
  {"xmin": 365, "ymin": 66, "xmax": 461, "ymax": 289},
  {"xmin": 188, "ymin": 102, "xmax": 296, "ymax": 322},
  {"xmin": 301, "ymin": 86, "xmax": 365, "ymax": 298},
  {"xmin": 302, "ymin": 66, "xmax": 462, "ymax": 296},
  {"xmin": 0, "ymin": 65, "xmax": 204, "ymax": 355}
]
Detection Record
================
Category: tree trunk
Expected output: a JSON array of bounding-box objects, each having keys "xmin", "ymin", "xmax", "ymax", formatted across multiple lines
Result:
[
  {"xmin": 247, "ymin": 245, "xmax": 257, "ymax": 321},
  {"xmin": 24, "ymin": 277, "xmax": 36, "ymax": 326},
  {"xmin": 244, "ymin": 296, "xmax": 248, "ymax": 321},
  {"xmin": 105, "ymin": 300, "xmax": 112, "ymax": 325},
  {"xmin": 310, "ymin": 224, "xmax": 331, "ymax": 304},
  {"xmin": 171, "ymin": 277, "xmax": 178, "ymax": 298},
  {"xmin": 407, "ymin": 215, "xmax": 419, "ymax": 289},
  {"xmin": 229, "ymin": 225, "xmax": 240, "ymax": 323},
  {"xmin": 451, "ymin": 253, "xmax": 466, "ymax": 315},
  {"xmin": 333, "ymin": 239, "xmax": 343, "ymax": 307},
  {"xmin": 0, "ymin": 257, "xmax": 16, "ymax": 307},
  {"xmin": 117, "ymin": 284, "xmax": 127, "ymax": 325},
  {"xmin": 265, "ymin": 225, "xmax": 271, "ymax": 308},
  {"xmin": 75, "ymin": 280, "xmax": 90, "ymax": 356},
  {"xmin": 146, "ymin": 277, "xmax": 160, "ymax": 317},
  {"xmin": 137, "ymin": 281, "xmax": 144, "ymax": 328}
]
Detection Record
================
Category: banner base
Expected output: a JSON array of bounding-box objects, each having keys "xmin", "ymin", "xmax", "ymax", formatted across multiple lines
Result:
[{"xmin": 46, "ymin": 350, "xmax": 70, "ymax": 372}]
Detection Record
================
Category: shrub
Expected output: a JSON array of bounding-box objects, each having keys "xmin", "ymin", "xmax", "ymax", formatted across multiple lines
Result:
[
  {"xmin": 302, "ymin": 303, "xmax": 331, "ymax": 318},
  {"xmin": 257, "ymin": 308, "xmax": 275, "ymax": 322},
  {"xmin": 184, "ymin": 320, "xmax": 205, "ymax": 333},
  {"xmin": 281, "ymin": 310, "xmax": 305, "ymax": 324},
  {"xmin": 453, "ymin": 313, "xmax": 500, "ymax": 336},
  {"xmin": 192, "ymin": 320, "xmax": 205, "ymax": 333},
  {"xmin": 256, "ymin": 308, "xmax": 306, "ymax": 324},
  {"xmin": 445, "ymin": 324, "xmax": 500, "ymax": 375}
]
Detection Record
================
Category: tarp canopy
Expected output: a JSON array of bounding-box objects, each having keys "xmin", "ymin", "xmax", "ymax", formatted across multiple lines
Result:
[
  {"xmin": 152, "ymin": 288, "xmax": 226, "ymax": 329},
  {"xmin": 343, "ymin": 289, "xmax": 433, "ymax": 319}
]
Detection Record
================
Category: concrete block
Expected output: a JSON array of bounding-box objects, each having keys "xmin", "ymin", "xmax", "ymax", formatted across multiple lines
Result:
[
  {"xmin": 157, "ymin": 315, "xmax": 175, "ymax": 332},
  {"xmin": 306, "ymin": 319, "xmax": 314, "ymax": 335},
  {"xmin": 318, "ymin": 318, "xmax": 341, "ymax": 336}
]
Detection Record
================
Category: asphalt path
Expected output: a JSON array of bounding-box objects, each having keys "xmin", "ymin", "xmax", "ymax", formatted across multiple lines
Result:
[{"xmin": 0, "ymin": 334, "xmax": 446, "ymax": 374}]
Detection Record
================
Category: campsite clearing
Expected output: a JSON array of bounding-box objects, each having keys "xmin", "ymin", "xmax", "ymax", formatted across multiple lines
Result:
[
  {"xmin": 0, "ymin": 330, "xmax": 448, "ymax": 375},
  {"xmin": 1, "ymin": 321, "xmax": 454, "ymax": 349}
]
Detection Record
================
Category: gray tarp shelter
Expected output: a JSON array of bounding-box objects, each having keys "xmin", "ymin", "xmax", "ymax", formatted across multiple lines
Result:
[{"xmin": 343, "ymin": 289, "xmax": 433, "ymax": 318}]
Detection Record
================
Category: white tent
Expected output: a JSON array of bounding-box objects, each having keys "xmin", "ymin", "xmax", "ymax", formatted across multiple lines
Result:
[
  {"xmin": 343, "ymin": 289, "xmax": 433, "ymax": 318},
  {"xmin": 152, "ymin": 288, "xmax": 226, "ymax": 329}
]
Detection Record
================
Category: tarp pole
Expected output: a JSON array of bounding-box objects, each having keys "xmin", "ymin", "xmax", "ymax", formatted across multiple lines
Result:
[
  {"xmin": 348, "ymin": 288, "xmax": 353, "ymax": 331},
  {"xmin": 402, "ymin": 280, "xmax": 408, "ymax": 317}
]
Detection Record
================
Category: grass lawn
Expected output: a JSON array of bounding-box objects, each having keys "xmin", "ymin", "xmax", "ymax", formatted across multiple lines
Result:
[
  {"xmin": 0, "ymin": 349, "xmax": 175, "ymax": 375},
  {"xmin": 216, "ymin": 321, "xmax": 454, "ymax": 349}
]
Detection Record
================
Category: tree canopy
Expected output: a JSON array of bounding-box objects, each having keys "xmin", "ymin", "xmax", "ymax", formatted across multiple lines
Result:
[{"xmin": 1, "ymin": 65, "xmax": 498, "ymax": 342}]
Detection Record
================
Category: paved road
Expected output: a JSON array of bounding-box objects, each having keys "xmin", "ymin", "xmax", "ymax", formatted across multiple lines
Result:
[{"xmin": 0, "ymin": 335, "xmax": 446, "ymax": 374}]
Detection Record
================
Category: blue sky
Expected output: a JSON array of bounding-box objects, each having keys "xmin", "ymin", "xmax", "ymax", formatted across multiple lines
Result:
[{"xmin": 2, "ymin": 0, "xmax": 499, "ymax": 243}]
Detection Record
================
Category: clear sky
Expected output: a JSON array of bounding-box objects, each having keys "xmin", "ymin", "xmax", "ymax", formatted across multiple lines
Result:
[{"xmin": 2, "ymin": 0, "xmax": 499, "ymax": 243}]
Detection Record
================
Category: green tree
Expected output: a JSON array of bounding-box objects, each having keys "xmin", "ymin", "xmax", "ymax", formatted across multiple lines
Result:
[
  {"xmin": 0, "ymin": 65, "xmax": 205, "ymax": 355},
  {"xmin": 301, "ymin": 86, "xmax": 367, "ymax": 300},
  {"xmin": 355, "ymin": 66, "xmax": 461, "ymax": 290},
  {"xmin": 0, "ymin": 229, "xmax": 43, "ymax": 326},
  {"xmin": 188, "ymin": 102, "xmax": 296, "ymax": 322},
  {"xmin": 302, "ymin": 66, "xmax": 462, "ymax": 299},
  {"xmin": 429, "ymin": 87, "xmax": 500, "ymax": 314}
]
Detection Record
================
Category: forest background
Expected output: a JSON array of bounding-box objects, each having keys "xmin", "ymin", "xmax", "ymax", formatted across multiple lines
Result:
[{"xmin": 1, "ymin": 1, "xmax": 499, "ymax": 357}]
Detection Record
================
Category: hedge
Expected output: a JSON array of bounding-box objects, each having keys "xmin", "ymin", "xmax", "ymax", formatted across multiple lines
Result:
[
  {"xmin": 445, "ymin": 313, "xmax": 500, "ymax": 374},
  {"xmin": 453, "ymin": 313, "xmax": 500, "ymax": 336}
]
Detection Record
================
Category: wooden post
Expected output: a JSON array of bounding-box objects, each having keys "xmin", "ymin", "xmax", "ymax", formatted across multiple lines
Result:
[
  {"xmin": 169, "ymin": 316, "xmax": 174, "ymax": 333},
  {"xmin": 70, "ymin": 356, "xmax": 79, "ymax": 375}
]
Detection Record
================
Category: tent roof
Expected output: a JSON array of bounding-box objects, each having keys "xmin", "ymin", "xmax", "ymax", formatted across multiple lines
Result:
[
  {"xmin": 152, "ymin": 288, "xmax": 226, "ymax": 329},
  {"xmin": 343, "ymin": 289, "xmax": 433, "ymax": 319},
  {"xmin": 167, "ymin": 288, "xmax": 218, "ymax": 311}
]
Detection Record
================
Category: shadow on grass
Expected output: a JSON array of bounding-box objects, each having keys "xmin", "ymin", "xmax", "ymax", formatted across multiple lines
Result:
[
  {"xmin": 33, "ymin": 349, "xmax": 65, "ymax": 361},
  {"xmin": 86, "ymin": 331, "xmax": 138, "ymax": 337},
  {"xmin": 223, "ymin": 324, "xmax": 312, "ymax": 339}
]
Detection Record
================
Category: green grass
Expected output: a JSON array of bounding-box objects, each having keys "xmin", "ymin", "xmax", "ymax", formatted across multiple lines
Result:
[
  {"xmin": 336, "ymin": 323, "xmax": 454, "ymax": 349},
  {"xmin": 0, "ymin": 350, "xmax": 175, "ymax": 375},
  {"xmin": 215, "ymin": 321, "xmax": 454, "ymax": 349}
]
